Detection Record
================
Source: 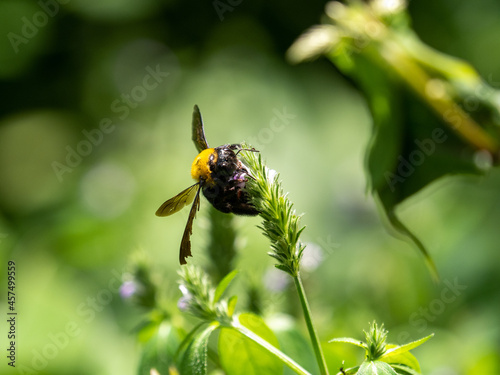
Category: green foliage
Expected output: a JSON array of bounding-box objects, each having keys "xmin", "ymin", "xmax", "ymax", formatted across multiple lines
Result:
[
  {"xmin": 329, "ymin": 321, "xmax": 433, "ymax": 375},
  {"xmin": 381, "ymin": 346, "xmax": 420, "ymax": 374},
  {"xmin": 357, "ymin": 361, "xmax": 397, "ymax": 375},
  {"xmin": 179, "ymin": 322, "xmax": 220, "ymax": 375},
  {"xmin": 178, "ymin": 265, "xmax": 231, "ymax": 323},
  {"xmin": 273, "ymin": 323, "xmax": 319, "ymax": 375},
  {"xmin": 288, "ymin": 0, "xmax": 500, "ymax": 279},
  {"xmin": 219, "ymin": 314, "xmax": 283, "ymax": 375},
  {"xmin": 175, "ymin": 265, "xmax": 310, "ymax": 375},
  {"xmin": 214, "ymin": 269, "xmax": 239, "ymax": 303},
  {"xmin": 132, "ymin": 265, "xmax": 434, "ymax": 375},
  {"xmin": 137, "ymin": 321, "xmax": 183, "ymax": 375}
]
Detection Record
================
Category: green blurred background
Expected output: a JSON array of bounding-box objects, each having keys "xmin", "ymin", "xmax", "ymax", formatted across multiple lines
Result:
[{"xmin": 1, "ymin": 0, "xmax": 500, "ymax": 374}]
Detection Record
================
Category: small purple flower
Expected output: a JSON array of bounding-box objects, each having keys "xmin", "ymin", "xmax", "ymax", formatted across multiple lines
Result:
[
  {"xmin": 263, "ymin": 267, "xmax": 290, "ymax": 292},
  {"xmin": 120, "ymin": 280, "xmax": 139, "ymax": 300},
  {"xmin": 230, "ymin": 172, "xmax": 248, "ymax": 188},
  {"xmin": 301, "ymin": 243, "xmax": 324, "ymax": 271},
  {"xmin": 177, "ymin": 285, "xmax": 192, "ymax": 311}
]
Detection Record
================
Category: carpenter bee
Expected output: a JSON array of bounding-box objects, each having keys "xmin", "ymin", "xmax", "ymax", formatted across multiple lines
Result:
[{"xmin": 156, "ymin": 105, "xmax": 259, "ymax": 264}]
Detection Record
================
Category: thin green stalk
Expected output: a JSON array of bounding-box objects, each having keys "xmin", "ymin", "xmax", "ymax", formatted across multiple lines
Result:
[
  {"xmin": 379, "ymin": 40, "xmax": 499, "ymax": 153},
  {"xmin": 294, "ymin": 274, "xmax": 329, "ymax": 375},
  {"xmin": 233, "ymin": 320, "xmax": 312, "ymax": 375}
]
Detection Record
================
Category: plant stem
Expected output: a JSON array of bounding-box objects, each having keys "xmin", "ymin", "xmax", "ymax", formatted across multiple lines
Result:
[
  {"xmin": 233, "ymin": 321, "xmax": 312, "ymax": 375},
  {"xmin": 379, "ymin": 39, "xmax": 499, "ymax": 153},
  {"xmin": 294, "ymin": 274, "xmax": 329, "ymax": 375}
]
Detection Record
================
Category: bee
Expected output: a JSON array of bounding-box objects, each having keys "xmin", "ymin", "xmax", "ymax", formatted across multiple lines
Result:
[{"xmin": 156, "ymin": 105, "xmax": 259, "ymax": 264}]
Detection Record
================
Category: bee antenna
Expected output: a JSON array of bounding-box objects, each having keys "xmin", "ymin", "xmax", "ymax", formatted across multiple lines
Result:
[{"xmin": 235, "ymin": 147, "xmax": 259, "ymax": 156}]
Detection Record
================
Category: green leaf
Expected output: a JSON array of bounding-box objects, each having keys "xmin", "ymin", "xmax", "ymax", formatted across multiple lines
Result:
[
  {"xmin": 137, "ymin": 321, "xmax": 183, "ymax": 375},
  {"xmin": 214, "ymin": 269, "xmax": 238, "ymax": 302},
  {"xmin": 179, "ymin": 322, "xmax": 220, "ymax": 375},
  {"xmin": 219, "ymin": 313, "xmax": 282, "ymax": 375},
  {"xmin": 329, "ymin": 50, "xmax": 442, "ymax": 277},
  {"xmin": 358, "ymin": 361, "xmax": 398, "ymax": 375},
  {"xmin": 376, "ymin": 205, "xmax": 439, "ymax": 281},
  {"xmin": 379, "ymin": 345, "xmax": 420, "ymax": 373},
  {"xmin": 362, "ymin": 69, "xmax": 469, "ymax": 280},
  {"xmin": 323, "ymin": 12, "xmax": 494, "ymax": 279},
  {"xmin": 341, "ymin": 366, "xmax": 360, "ymax": 375},
  {"xmin": 381, "ymin": 334, "xmax": 434, "ymax": 359},
  {"xmin": 227, "ymin": 295, "xmax": 238, "ymax": 317},
  {"xmin": 347, "ymin": 53, "xmax": 404, "ymax": 195},
  {"xmin": 389, "ymin": 364, "xmax": 421, "ymax": 375},
  {"xmin": 328, "ymin": 337, "xmax": 366, "ymax": 350},
  {"xmin": 271, "ymin": 318, "xmax": 318, "ymax": 375}
]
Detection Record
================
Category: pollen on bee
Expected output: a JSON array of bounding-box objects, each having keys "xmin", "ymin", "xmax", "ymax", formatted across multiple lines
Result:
[{"xmin": 191, "ymin": 148, "xmax": 216, "ymax": 182}]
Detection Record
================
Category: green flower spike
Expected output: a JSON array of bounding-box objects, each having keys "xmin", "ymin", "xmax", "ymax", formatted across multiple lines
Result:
[{"xmin": 240, "ymin": 146, "xmax": 305, "ymax": 277}]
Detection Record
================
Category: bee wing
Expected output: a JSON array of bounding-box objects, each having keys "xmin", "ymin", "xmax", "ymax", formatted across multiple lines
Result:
[
  {"xmin": 179, "ymin": 186, "xmax": 201, "ymax": 264},
  {"xmin": 192, "ymin": 104, "xmax": 209, "ymax": 153},
  {"xmin": 155, "ymin": 183, "xmax": 200, "ymax": 217}
]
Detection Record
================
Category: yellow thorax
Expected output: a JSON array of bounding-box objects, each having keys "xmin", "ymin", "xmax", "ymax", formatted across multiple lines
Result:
[{"xmin": 191, "ymin": 148, "xmax": 216, "ymax": 183}]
